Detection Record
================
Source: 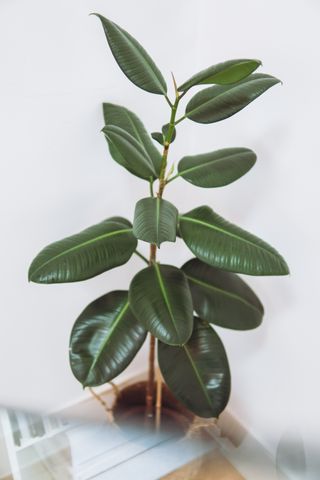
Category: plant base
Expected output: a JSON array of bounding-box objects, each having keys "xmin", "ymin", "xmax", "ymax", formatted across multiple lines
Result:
[{"xmin": 112, "ymin": 381, "xmax": 194, "ymax": 434}]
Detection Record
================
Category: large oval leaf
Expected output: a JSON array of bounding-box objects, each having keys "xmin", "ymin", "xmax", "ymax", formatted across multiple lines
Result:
[
  {"xmin": 179, "ymin": 206, "xmax": 289, "ymax": 276},
  {"xmin": 177, "ymin": 148, "xmax": 256, "ymax": 188},
  {"xmin": 178, "ymin": 59, "xmax": 261, "ymax": 91},
  {"xmin": 182, "ymin": 258, "xmax": 264, "ymax": 330},
  {"xmin": 69, "ymin": 290, "xmax": 146, "ymax": 387},
  {"xmin": 103, "ymin": 103, "xmax": 162, "ymax": 177},
  {"xmin": 158, "ymin": 319, "xmax": 231, "ymax": 418},
  {"xmin": 28, "ymin": 217, "xmax": 137, "ymax": 284},
  {"xmin": 129, "ymin": 264, "xmax": 193, "ymax": 346},
  {"xmin": 133, "ymin": 197, "xmax": 178, "ymax": 247},
  {"xmin": 94, "ymin": 14, "xmax": 167, "ymax": 95},
  {"xmin": 185, "ymin": 73, "xmax": 280, "ymax": 124},
  {"xmin": 103, "ymin": 125, "xmax": 158, "ymax": 180}
]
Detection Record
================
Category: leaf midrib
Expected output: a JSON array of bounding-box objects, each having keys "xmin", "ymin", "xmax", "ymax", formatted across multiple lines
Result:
[
  {"xmin": 180, "ymin": 214, "xmax": 275, "ymax": 258},
  {"xmin": 85, "ymin": 301, "xmax": 130, "ymax": 385},
  {"xmin": 186, "ymin": 76, "xmax": 272, "ymax": 118},
  {"xmin": 186, "ymin": 274, "xmax": 262, "ymax": 316},
  {"xmin": 30, "ymin": 228, "xmax": 132, "ymax": 279},
  {"xmin": 183, "ymin": 344, "xmax": 213, "ymax": 411},
  {"xmin": 106, "ymin": 128, "xmax": 157, "ymax": 176},
  {"xmin": 112, "ymin": 22, "xmax": 165, "ymax": 94},
  {"xmin": 125, "ymin": 110, "xmax": 150, "ymax": 158},
  {"xmin": 179, "ymin": 151, "xmax": 250, "ymax": 177},
  {"xmin": 153, "ymin": 264, "xmax": 180, "ymax": 340},
  {"xmin": 180, "ymin": 60, "xmax": 257, "ymax": 91},
  {"xmin": 183, "ymin": 60, "xmax": 254, "ymax": 90}
]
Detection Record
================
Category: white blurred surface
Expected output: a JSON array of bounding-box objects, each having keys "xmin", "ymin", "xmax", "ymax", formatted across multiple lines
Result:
[{"xmin": 1, "ymin": 0, "xmax": 319, "ymax": 477}]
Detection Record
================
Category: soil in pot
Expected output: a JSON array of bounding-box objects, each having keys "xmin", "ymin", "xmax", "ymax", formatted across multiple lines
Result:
[{"xmin": 112, "ymin": 381, "xmax": 194, "ymax": 437}]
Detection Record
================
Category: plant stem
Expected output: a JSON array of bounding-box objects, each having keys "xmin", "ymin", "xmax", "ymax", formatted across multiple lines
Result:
[
  {"xmin": 149, "ymin": 177, "xmax": 154, "ymax": 197},
  {"xmin": 158, "ymin": 96, "xmax": 180, "ymax": 198},
  {"xmin": 165, "ymin": 172, "xmax": 180, "ymax": 184},
  {"xmin": 175, "ymin": 114, "xmax": 187, "ymax": 125},
  {"xmin": 145, "ymin": 90, "xmax": 181, "ymax": 418},
  {"xmin": 134, "ymin": 250, "xmax": 149, "ymax": 264},
  {"xmin": 146, "ymin": 242, "xmax": 157, "ymax": 417},
  {"xmin": 146, "ymin": 333, "xmax": 156, "ymax": 417}
]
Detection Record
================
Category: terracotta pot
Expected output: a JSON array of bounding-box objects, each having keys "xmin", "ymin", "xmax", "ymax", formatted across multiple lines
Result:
[{"xmin": 112, "ymin": 381, "xmax": 194, "ymax": 435}]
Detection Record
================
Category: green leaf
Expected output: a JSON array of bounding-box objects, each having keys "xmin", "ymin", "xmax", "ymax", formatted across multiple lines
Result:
[
  {"xmin": 103, "ymin": 125, "xmax": 158, "ymax": 180},
  {"xmin": 129, "ymin": 264, "xmax": 193, "ymax": 345},
  {"xmin": 151, "ymin": 131, "xmax": 164, "ymax": 146},
  {"xmin": 185, "ymin": 73, "xmax": 281, "ymax": 124},
  {"xmin": 177, "ymin": 148, "xmax": 256, "ymax": 188},
  {"xmin": 93, "ymin": 14, "xmax": 167, "ymax": 95},
  {"xmin": 162, "ymin": 123, "xmax": 176, "ymax": 143},
  {"xmin": 69, "ymin": 290, "xmax": 147, "ymax": 387},
  {"xmin": 178, "ymin": 59, "xmax": 261, "ymax": 91},
  {"xmin": 179, "ymin": 206, "xmax": 289, "ymax": 276},
  {"xmin": 103, "ymin": 103, "xmax": 162, "ymax": 177},
  {"xmin": 151, "ymin": 124, "xmax": 177, "ymax": 146},
  {"xmin": 158, "ymin": 319, "xmax": 231, "ymax": 418},
  {"xmin": 28, "ymin": 217, "xmax": 137, "ymax": 284},
  {"xmin": 182, "ymin": 258, "xmax": 264, "ymax": 330},
  {"xmin": 133, "ymin": 197, "xmax": 178, "ymax": 247}
]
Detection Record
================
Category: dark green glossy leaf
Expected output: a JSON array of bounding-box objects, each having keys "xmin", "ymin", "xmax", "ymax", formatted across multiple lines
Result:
[
  {"xmin": 177, "ymin": 148, "xmax": 256, "ymax": 188},
  {"xmin": 182, "ymin": 258, "xmax": 264, "ymax": 330},
  {"xmin": 158, "ymin": 319, "xmax": 231, "ymax": 418},
  {"xmin": 129, "ymin": 264, "xmax": 193, "ymax": 345},
  {"xmin": 93, "ymin": 14, "xmax": 167, "ymax": 95},
  {"xmin": 28, "ymin": 217, "xmax": 137, "ymax": 284},
  {"xmin": 179, "ymin": 206, "xmax": 289, "ymax": 276},
  {"xmin": 102, "ymin": 125, "xmax": 158, "ymax": 180},
  {"xmin": 185, "ymin": 73, "xmax": 281, "ymax": 124},
  {"xmin": 162, "ymin": 123, "xmax": 176, "ymax": 143},
  {"xmin": 178, "ymin": 59, "xmax": 261, "ymax": 91},
  {"xmin": 133, "ymin": 197, "xmax": 178, "ymax": 247},
  {"xmin": 103, "ymin": 103, "xmax": 162, "ymax": 176},
  {"xmin": 69, "ymin": 291, "xmax": 147, "ymax": 387},
  {"xmin": 151, "ymin": 131, "xmax": 164, "ymax": 145}
]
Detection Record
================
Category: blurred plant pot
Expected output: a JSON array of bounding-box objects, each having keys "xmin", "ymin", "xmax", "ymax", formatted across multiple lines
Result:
[{"xmin": 112, "ymin": 381, "xmax": 194, "ymax": 434}]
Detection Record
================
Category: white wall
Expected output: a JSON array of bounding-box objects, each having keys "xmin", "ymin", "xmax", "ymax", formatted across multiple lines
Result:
[{"xmin": 1, "ymin": 0, "xmax": 319, "ymax": 476}]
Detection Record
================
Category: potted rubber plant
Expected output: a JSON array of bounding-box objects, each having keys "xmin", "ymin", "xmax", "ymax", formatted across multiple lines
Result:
[{"xmin": 28, "ymin": 13, "xmax": 289, "ymax": 422}]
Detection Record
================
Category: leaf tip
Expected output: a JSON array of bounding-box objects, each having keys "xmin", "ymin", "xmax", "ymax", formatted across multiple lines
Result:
[
  {"xmin": 28, "ymin": 265, "xmax": 37, "ymax": 283},
  {"xmin": 282, "ymin": 261, "xmax": 290, "ymax": 275}
]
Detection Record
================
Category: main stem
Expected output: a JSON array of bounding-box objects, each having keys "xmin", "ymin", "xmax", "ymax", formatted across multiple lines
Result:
[
  {"xmin": 145, "ymin": 93, "xmax": 180, "ymax": 417},
  {"xmin": 146, "ymin": 244, "xmax": 157, "ymax": 417}
]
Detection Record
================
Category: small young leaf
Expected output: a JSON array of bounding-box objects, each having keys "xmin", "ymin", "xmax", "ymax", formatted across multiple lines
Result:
[
  {"xmin": 178, "ymin": 59, "xmax": 261, "ymax": 91},
  {"xmin": 179, "ymin": 206, "xmax": 289, "ymax": 276},
  {"xmin": 69, "ymin": 291, "xmax": 147, "ymax": 387},
  {"xmin": 129, "ymin": 264, "xmax": 193, "ymax": 346},
  {"xmin": 185, "ymin": 73, "xmax": 281, "ymax": 124},
  {"xmin": 28, "ymin": 217, "xmax": 137, "ymax": 284},
  {"xmin": 177, "ymin": 148, "xmax": 256, "ymax": 188},
  {"xmin": 103, "ymin": 125, "xmax": 158, "ymax": 180},
  {"xmin": 133, "ymin": 197, "xmax": 178, "ymax": 247},
  {"xmin": 182, "ymin": 258, "xmax": 264, "ymax": 330},
  {"xmin": 151, "ymin": 132, "xmax": 164, "ymax": 145},
  {"xmin": 93, "ymin": 14, "xmax": 167, "ymax": 95},
  {"xmin": 103, "ymin": 103, "xmax": 162, "ymax": 176},
  {"xmin": 162, "ymin": 123, "xmax": 176, "ymax": 143},
  {"xmin": 158, "ymin": 319, "xmax": 231, "ymax": 418}
]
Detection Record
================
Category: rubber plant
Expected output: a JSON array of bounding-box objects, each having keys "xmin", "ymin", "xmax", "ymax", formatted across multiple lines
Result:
[{"xmin": 28, "ymin": 14, "xmax": 289, "ymax": 419}]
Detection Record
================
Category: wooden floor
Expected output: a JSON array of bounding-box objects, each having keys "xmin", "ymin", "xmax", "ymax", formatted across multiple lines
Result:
[{"xmin": 162, "ymin": 450, "xmax": 244, "ymax": 479}]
